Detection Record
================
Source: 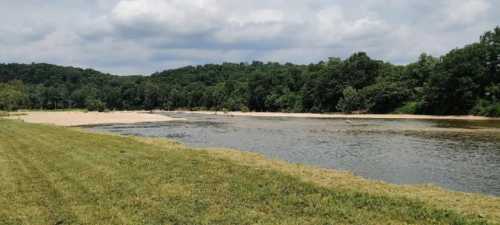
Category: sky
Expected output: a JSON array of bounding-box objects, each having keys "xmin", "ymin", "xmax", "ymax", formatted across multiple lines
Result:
[{"xmin": 0, "ymin": 0, "xmax": 499, "ymax": 75}]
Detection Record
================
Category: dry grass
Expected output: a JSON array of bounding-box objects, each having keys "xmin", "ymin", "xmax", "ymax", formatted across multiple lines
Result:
[
  {"xmin": 138, "ymin": 136, "xmax": 500, "ymax": 224},
  {"xmin": 203, "ymin": 147, "xmax": 500, "ymax": 223}
]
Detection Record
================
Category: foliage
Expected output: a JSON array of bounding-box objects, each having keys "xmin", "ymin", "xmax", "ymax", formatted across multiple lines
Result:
[
  {"xmin": 394, "ymin": 102, "xmax": 419, "ymax": 114},
  {"xmin": 0, "ymin": 27, "xmax": 499, "ymax": 116},
  {"xmin": 359, "ymin": 82, "xmax": 411, "ymax": 113},
  {"xmin": 336, "ymin": 87, "xmax": 364, "ymax": 113},
  {"xmin": 0, "ymin": 81, "xmax": 27, "ymax": 111},
  {"xmin": 471, "ymin": 100, "xmax": 500, "ymax": 117},
  {"xmin": 85, "ymin": 98, "xmax": 107, "ymax": 112},
  {"xmin": 419, "ymin": 43, "xmax": 487, "ymax": 115}
]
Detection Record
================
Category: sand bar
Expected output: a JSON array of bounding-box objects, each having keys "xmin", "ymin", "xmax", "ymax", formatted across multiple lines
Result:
[
  {"xmin": 6, "ymin": 111, "xmax": 184, "ymax": 126},
  {"xmin": 172, "ymin": 111, "xmax": 500, "ymax": 121}
]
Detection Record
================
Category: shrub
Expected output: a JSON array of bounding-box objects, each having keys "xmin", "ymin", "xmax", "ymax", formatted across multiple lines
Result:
[
  {"xmin": 0, "ymin": 81, "xmax": 27, "ymax": 111},
  {"xmin": 394, "ymin": 102, "xmax": 418, "ymax": 114},
  {"xmin": 240, "ymin": 105, "xmax": 250, "ymax": 112},
  {"xmin": 85, "ymin": 98, "xmax": 107, "ymax": 112},
  {"xmin": 361, "ymin": 82, "xmax": 411, "ymax": 114},
  {"xmin": 337, "ymin": 87, "xmax": 364, "ymax": 113},
  {"xmin": 471, "ymin": 100, "xmax": 500, "ymax": 117}
]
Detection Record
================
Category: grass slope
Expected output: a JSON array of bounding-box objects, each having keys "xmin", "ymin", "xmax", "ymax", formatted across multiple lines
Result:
[{"xmin": 0, "ymin": 119, "xmax": 498, "ymax": 225}]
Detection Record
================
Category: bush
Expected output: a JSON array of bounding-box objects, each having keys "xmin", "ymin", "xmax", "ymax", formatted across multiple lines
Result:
[
  {"xmin": 240, "ymin": 105, "xmax": 250, "ymax": 112},
  {"xmin": 471, "ymin": 100, "xmax": 500, "ymax": 117},
  {"xmin": 394, "ymin": 102, "xmax": 418, "ymax": 114},
  {"xmin": 0, "ymin": 81, "xmax": 27, "ymax": 111},
  {"xmin": 85, "ymin": 98, "xmax": 107, "ymax": 112},
  {"xmin": 361, "ymin": 82, "xmax": 411, "ymax": 114},
  {"xmin": 337, "ymin": 87, "xmax": 364, "ymax": 113}
]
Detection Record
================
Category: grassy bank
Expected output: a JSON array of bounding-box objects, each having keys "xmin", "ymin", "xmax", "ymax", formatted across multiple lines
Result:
[{"xmin": 0, "ymin": 119, "xmax": 499, "ymax": 225}]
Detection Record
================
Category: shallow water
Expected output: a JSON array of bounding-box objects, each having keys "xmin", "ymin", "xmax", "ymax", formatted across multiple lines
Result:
[{"xmin": 88, "ymin": 112, "xmax": 500, "ymax": 196}]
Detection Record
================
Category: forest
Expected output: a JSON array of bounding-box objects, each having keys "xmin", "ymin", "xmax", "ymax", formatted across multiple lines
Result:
[{"xmin": 1, "ymin": 27, "xmax": 499, "ymax": 116}]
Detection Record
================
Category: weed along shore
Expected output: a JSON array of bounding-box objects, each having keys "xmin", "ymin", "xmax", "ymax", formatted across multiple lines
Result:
[{"xmin": 0, "ymin": 118, "xmax": 499, "ymax": 224}]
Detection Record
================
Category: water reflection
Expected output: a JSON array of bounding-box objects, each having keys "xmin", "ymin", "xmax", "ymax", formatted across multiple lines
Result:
[{"xmin": 88, "ymin": 112, "xmax": 500, "ymax": 196}]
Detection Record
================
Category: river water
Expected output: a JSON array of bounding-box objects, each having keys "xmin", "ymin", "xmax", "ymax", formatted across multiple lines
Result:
[{"xmin": 88, "ymin": 112, "xmax": 500, "ymax": 196}]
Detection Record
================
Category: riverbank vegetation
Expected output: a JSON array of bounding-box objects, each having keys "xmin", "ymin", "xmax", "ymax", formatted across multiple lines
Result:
[
  {"xmin": 0, "ymin": 119, "xmax": 499, "ymax": 224},
  {"xmin": 1, "ymin": 28, "xmax": 499, "ymax": 116}
]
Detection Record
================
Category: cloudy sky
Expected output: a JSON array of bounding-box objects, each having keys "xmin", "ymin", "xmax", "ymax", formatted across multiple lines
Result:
[{"xmin": 1, "ymin": 0, "xmax": 499, "ymax": 75}]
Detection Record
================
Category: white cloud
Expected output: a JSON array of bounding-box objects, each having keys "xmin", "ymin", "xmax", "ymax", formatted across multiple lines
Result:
[
  {"xmin": 313, "ymin": 6, "xmax": 390, "ymax": 46},
  {"xmin": 111, "ymin": 0, "xmax": 221, "ymax": 35},
  {"xmin": 228, "ymin": 9, "xmax": 285, "ymax": 25},
  {"xmin": 443, "ymin": 0, "xmax": 490, "ymax": 27},
  {"xmin": 0, "ymin": 0, "xmax": 499, "ymax": 74}
]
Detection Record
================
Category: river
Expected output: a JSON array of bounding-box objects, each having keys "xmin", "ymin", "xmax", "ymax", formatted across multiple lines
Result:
[{"xmin": 88, "ymin": 112, "xmax": 500, "ymax": 196}]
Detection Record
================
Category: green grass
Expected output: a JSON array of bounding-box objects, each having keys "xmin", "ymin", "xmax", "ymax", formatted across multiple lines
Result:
[{"xmin": 0, "ymin": 119, "xmax": 498, "ymax": 225}]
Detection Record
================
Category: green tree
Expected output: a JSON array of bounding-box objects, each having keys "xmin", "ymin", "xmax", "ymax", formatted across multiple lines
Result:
[
  {"xmin": 0, "ymin": 81, "xmax": 27, "ymax": 111},
  {"xmin": 85, "ymin": 97, "xmax": 107, "ymax": 112},
  {"xmin": 337, "ymin": 87, "xmax": 363, "ymax": 113},
  {"xmin": 360, "ymin": 82, "xmax": 411, "ymax": 113},
  {"xmin": 142, "ymin": 81, "xmax": 160, "ymax": 110},
  {"xmin": 420, "ymin": 43, "xmax": 487, "ymax": 115}
]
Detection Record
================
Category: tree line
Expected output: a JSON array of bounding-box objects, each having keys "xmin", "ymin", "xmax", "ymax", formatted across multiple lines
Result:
[{"xmin": 1, "ymin": 27, "xmax": 499, "ymax": 116}]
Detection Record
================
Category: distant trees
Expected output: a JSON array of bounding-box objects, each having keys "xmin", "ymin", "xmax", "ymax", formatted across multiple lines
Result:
[{"xmin": 0, "ymin": 28, "xmax": 499, "ymax": 116}]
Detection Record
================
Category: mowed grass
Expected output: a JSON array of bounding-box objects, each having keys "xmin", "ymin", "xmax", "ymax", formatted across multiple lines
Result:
[{"xmin": 0, "ymin": 120, "xmax": 497, "ymax": 225}]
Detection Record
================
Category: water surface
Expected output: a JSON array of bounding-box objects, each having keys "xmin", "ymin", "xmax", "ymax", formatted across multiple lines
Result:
[{"xmin": 89, "ymin": 112, "xmax": 500, "ymax": 196}]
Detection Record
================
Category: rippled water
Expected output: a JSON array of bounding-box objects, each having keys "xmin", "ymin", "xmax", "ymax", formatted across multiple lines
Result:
[{"xmin": 88, "ymin": 112, "xmax": 500, "ymax": 196}]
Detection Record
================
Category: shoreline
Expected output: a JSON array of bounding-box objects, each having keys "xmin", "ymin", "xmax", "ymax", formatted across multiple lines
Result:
[
  {"xmin": 4, "ymin": 110, "xmax": 500, "ymax": 127},
  {"xmin": 5, "ymin": 111, "xmax": 185, "ymax": 127},
  {"xmin": 170, "ymin": 110, "xmax": 500, "ymax": 121}
]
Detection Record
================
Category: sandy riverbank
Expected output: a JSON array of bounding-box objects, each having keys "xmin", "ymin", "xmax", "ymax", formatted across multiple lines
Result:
[
  {"xmin": 4, "ymin": 110, "xmax": 499, "ymax": 127},
  {"xmin": 172, "ymin": 111, "xmax": 500, "ymax": 121},
  {"xmin": 6, "ymin": 111, "xmax": 184, "ymax": 126}
]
